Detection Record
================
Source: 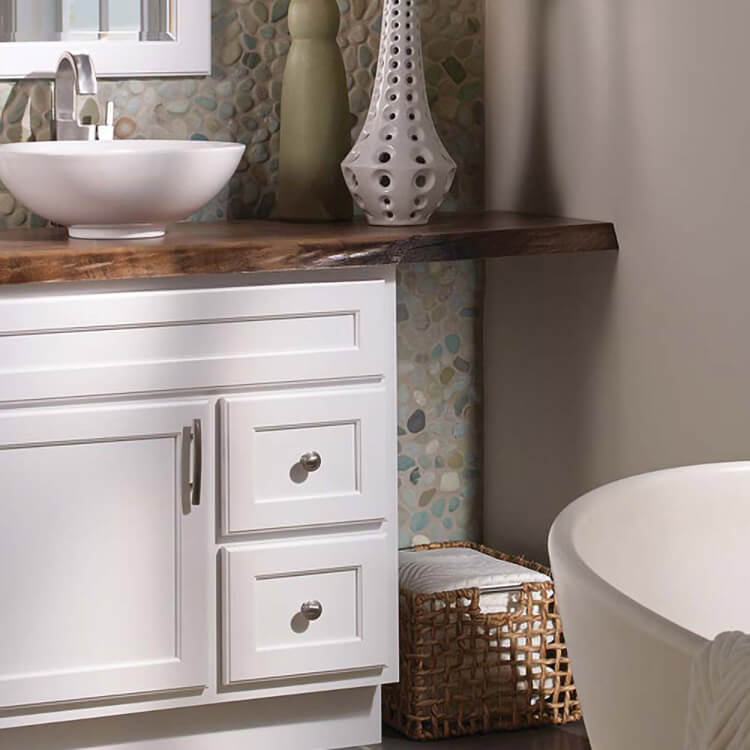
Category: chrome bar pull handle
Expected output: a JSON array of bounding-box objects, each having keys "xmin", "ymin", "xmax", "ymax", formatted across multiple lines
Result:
[{"xmin": 190, "ymin": 418, "xmax": 202, "ymax": 506}]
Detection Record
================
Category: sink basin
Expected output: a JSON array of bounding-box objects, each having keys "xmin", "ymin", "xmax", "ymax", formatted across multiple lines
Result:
[{"xmin": 0, "ymin": 140, "xmax": 245, "ymax": 239}]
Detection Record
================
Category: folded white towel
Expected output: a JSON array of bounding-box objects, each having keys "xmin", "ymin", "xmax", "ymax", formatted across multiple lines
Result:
[
  {"xmin": 684, "ymin": 631, "xmax": 750, "ymax": 750},
  {"xmin": 400, "ymin": 547, "xmax": 556, "ymax": 696},
  {"xmin": 399, "ymin": 546, "xmax": 550, "ymax": 614}
]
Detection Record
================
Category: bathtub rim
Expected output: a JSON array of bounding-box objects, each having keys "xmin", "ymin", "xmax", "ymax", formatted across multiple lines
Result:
[{"xmin": 545, "ymin": 461, "xmax": 750, "ymax": 658}]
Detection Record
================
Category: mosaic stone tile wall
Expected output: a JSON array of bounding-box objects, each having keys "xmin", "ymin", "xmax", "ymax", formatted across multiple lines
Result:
[{"xmin": 0, "ymin": 0, "xmax": 484, "ymax": 544}]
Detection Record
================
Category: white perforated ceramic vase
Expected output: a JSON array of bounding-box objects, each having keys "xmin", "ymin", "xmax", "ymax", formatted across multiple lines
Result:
[{"xmin": 341, "ymin": 0, "xmax": 456, "ymax": 226}]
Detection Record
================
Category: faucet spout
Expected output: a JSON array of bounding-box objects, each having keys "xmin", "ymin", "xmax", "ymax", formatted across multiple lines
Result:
[
  {"xmin": 54, "ymin": 52, "xmax": 112, "ymax": 141},
  {"xmin": 63, "ymin": 52, "xmax": 97, "ymax": 96}
]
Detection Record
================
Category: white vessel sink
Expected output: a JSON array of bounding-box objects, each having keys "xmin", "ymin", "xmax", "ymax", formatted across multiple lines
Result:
[{"xmin": 0, "ymin": 140, "xmax": 245, "ymax": 239}]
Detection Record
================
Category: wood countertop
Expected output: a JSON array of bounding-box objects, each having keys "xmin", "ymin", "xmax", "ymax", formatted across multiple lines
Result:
[{"xmin": 0, "ymin": 211, "xmax": 618, "ymax": 286}]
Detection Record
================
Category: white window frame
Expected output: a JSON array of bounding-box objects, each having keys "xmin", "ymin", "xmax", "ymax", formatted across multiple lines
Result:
[{"xmin": 0, "ymin": 0, "xmax": 209, "ymax": 78}]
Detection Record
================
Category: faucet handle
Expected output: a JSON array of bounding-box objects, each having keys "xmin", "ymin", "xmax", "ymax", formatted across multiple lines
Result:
[{"xmin": 96, "ymin": 101, "xmax": 115, "ymax": 141}]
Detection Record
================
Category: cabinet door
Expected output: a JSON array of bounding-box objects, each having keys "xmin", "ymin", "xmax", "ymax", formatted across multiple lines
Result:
[{"xmin": 0, "ymin": 400, "xmax": 210, "ymax": 709}]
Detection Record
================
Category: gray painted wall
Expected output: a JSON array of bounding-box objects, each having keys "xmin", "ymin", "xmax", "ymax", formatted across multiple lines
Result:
[{"xmin": 484, "ymin": 0, "xmax": 749, "ymax": 562}]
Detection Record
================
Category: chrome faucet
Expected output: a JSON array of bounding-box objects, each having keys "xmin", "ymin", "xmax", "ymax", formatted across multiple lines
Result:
[{"xmin": 54, "ymin": 52, "xmax": 114, "ymax": 141}]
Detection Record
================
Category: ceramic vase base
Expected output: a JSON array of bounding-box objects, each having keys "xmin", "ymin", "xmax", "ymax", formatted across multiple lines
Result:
[
  {"xmin": 366, "ymin": 217, "xmax": 430, "ymax": 227},
  {"xmin": 68, "ymin": 224, "xmax": 167, "ymax": 240}
]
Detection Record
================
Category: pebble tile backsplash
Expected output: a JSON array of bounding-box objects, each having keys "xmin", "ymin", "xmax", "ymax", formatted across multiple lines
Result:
[{"xmin": 0, "ymin": 0, "xmax": 484, "ymax": 544}]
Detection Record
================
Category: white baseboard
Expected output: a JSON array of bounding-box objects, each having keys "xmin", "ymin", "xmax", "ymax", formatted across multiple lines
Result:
[{"xmin": 0, "ymin": 687, "xmax": 381, "ymax": 750}]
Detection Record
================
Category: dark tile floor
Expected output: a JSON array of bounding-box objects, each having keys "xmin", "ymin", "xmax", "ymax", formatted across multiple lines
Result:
[{"xmin": 352, "ymin": 723, "xmax": 591, "ymax": 750}]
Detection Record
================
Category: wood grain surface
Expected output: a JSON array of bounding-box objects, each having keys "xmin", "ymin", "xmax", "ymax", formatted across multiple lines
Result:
[{"xmin": 0, "ymin": 212, "xmax": 619, "ymax": 286}]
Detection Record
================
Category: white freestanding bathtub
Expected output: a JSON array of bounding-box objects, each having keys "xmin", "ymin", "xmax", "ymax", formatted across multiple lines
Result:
[{"xmin": 549, "ymin": 463, "xmax": 750, "ymax": 750}]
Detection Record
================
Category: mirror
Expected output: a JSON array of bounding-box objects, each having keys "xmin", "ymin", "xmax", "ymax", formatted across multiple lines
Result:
[
  {"xmin": 0, "ymin": 1, "xmax": 173, "ymax": 43},
  {"xmin": 0, "ymin": 0, "xmax": 207, "ymax": 78}
]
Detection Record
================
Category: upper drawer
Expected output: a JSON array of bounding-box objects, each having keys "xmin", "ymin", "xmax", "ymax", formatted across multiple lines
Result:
[
  {"xmin": 220, "ymin": 386, "xmax": 389, "ymax": 535},
  {"xmin": 0, "ymin": 277, "xmax": 389, "ymax": 402}
]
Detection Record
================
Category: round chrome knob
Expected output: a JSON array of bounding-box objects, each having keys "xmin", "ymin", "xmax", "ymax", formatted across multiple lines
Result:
[
  {"xmin": 301, "ymin": 600, "xmax": 323, "ymax": 621},
  {"xmin": 300, "ymin": 451, "xmax": 322, "ymax": 472}
]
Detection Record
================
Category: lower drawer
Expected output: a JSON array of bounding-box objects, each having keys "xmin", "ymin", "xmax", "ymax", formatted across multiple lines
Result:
[{"xmin": 220, "ymin": 534, "xmax": 393, "ymax": 685}]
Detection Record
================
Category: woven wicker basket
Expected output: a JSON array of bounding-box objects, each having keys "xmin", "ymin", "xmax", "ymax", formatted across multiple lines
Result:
[{"xmin": 383, "ymin": 541, "xmax": 581, "ymax": 740}]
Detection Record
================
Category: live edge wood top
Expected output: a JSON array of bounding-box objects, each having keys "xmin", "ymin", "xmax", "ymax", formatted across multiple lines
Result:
[{"xmin": 0, "ymin": 211, "xmax": 618, "ymax": 286}]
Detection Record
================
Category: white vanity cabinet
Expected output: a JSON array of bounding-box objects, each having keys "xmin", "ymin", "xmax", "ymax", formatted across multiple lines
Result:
[{"xmin": 0, "ymin": 269, "xmax": 398, "ymax": 750}]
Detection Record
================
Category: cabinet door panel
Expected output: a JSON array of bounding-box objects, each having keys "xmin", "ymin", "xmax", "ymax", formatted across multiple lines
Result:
[{"xmin": 0, "ymin": 400, "xmax": 210, "ymax": 709}]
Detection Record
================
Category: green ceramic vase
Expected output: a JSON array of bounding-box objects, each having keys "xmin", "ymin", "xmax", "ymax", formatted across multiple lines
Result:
[{"xmin": 275, "ymin": 0, "xmax": 353, "ymax": 222}]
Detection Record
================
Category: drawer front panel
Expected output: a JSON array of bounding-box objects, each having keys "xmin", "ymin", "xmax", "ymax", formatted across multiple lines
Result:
[
  {"xmin": 221, "ymin": 535, "xmax": 391, "ymax": 684},
  {"xmin": 254, "ymin": 568, "xmax": 358, "ymax": 651},
  {"xmin": 0, "ymin": 278, "xmax": 387, "ymax": 402},
  {"xmin": 221, "ymin": 387, "xmax": 388, "ymax": 534}
]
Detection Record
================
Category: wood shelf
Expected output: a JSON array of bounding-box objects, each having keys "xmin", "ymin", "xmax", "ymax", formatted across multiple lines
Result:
[{"xmin": 0, "ymin": 211, "xmax": 618, "ymax": 286}]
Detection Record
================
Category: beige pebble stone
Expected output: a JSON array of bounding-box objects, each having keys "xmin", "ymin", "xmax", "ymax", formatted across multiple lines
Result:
[
  {"xmin": 168, "ymin": 119, "xmax": 189, "ymax": 139},
  {"xmin": 426, "ymin": 382, "xmax": 442, "ymax": 400},
  {"xmin": 7, "ymin": 207, "xmax": 26, "ymax": 227},
  {"xmin": 353, "ymin": 68, "xmax": 370, "ymax": 89},
  {"xmin": 0, "ymin": 193, "xmax": 15, "ymax": 216},
  {"xmin": 440, "ymin": 472, "xmax": 461, "ymax": 493},
  {"xmin": 114, "ymin": 116, "xmax": 136, "ymax": 139},
  {"xmin": 225, "ymin": 20, "xmax": 242, "ymax": 38},
  {"xmin": 239, "ymin": 7, "xmax": 257, "ymax": 31},
  {"xmin": 343, "ymin": 46, "xmax": 357, "ymax": 70},
  {"xmin": 446, "ymin": 451, "xmax": 464, "ymax": 469},
  {"xmin": 421, "ymin": 2, "xmax": 437, "ymax": 20},
  {"xmin": 261, "ymin": 41, "xmax": 275, "ymax": 60},
  {"xmin": 434, "ymin": 96, "xmax": 459, "ymax": 121},
  {"xmin": 30, "ymin": 83, "xmax": 52, "ymax": 111},
  {"xmin": 348, "ymin": 23, "xmax": 368, "ymax": 44},
  {"xmin": 349, "ymin": 88, "xmax": 369, "ymax": 113},
  {"xmin": 438, "ymin": 79, "xmax": 457, "ymax": 98},
  {"xmin": 222, "ymin": 39, "xmax": 243, "ymax": 66},
  {"xmin": 166, "ymin": 98, "xmax": 191, "ymax": 115},
  {"xmin": 204, "ymin": 116, "xmax": 222, "ymax": 134},
  {"xmin": 185, "ymin": 113, "xmax": 203, "ymax": 131}
]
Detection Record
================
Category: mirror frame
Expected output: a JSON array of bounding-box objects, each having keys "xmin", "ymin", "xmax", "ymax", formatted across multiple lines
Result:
[{"xmin": 0, "ymin": 1, "xmax": 210, "ymax": 79}]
